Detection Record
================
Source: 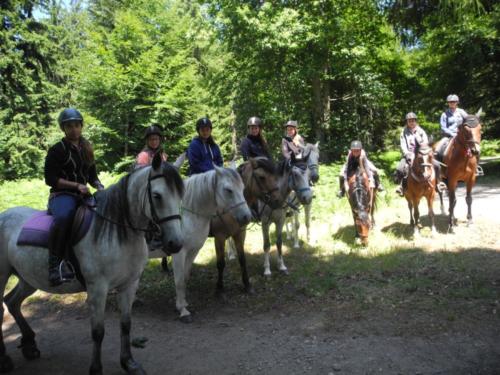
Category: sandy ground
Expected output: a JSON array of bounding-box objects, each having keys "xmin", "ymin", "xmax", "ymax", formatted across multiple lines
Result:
[{"xmin": 2, "ymin": 180, "xmax": 500, "ymax": 375}]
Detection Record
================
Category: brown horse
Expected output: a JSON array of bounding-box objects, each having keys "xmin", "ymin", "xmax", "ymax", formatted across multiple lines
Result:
[
  {"xmin": 436, "ymin": 112, "xmax": 482, "ymax": 233},
  {"xmin": 210, "ymin": 157, "xmax": 281, "ymax": 294},
  {"xmin": 347, "ymin": 161, "xmax": 376, "ymax": 245},
  {"xmin": 404, "ymin": 145, "xmax": 437, "ymax": 237}
]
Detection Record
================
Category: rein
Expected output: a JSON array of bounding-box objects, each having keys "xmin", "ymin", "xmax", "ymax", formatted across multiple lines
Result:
[{"xmin": 88, "ymin": 171, "xmax": 181, "ymax": 235}]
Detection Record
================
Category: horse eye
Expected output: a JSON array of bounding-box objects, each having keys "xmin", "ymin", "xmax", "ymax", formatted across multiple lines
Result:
[
  {"xmin": 153, "ymin": 192, "xmax": 162, "ymax": 200},
  {"xmin": 258, "ymin": 175, "xmax": 266, "ymax": 181},
  {"xmin": 224, "ymin": 188, "xmax": 233, "ymax": 195}
]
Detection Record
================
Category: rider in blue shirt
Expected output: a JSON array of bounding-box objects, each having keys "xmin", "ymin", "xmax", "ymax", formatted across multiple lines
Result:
[{"xmin": 187, "ymin": 118, "xmax": 223, "ymax": 175}]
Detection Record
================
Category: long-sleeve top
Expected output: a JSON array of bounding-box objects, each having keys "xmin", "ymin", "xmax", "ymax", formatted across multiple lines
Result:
[
  {"xmin": 440, "ymin": 108, "xmax": 468, "ymax": 137},
  {"xmin": 44, "ymin": 138, "xmax": 101, "ymax": 193},
  {"xmin": 400, "ymin": 126, "xmax": 429, "ymax": 160},
  {"xmin": 240, "ymin": 135, "xmax": 271, "ymax": 161},
  {"xmin": 187, "ymin": 136, "xmax": 223, "ymax": 175},
  {"xmin": 281, "ymin": 134, "xmax": 305, "ymax": 160},
  {"xmin": 135, "ymin": 147, "xmax": 168, "ymax": 168},
  {"xmin": 341, "ymin": 150, "xmax": 374, "ymax": 182}
]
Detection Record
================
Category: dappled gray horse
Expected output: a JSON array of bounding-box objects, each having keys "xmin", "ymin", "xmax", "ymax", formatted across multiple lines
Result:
[
  {"xmin": 0, "ymin": 155, "xmax": 184, "ymax": 375},
  {"xmin": 261, "ymin": 158, "xmax": 312, "ymax": 276},
  {"xmin": 150, "ymin": 166, "xmax": 251, "ymax": 323},
  {"xmin": 285, "ymin": 142, "xmax": 320, "ymax": 248}
]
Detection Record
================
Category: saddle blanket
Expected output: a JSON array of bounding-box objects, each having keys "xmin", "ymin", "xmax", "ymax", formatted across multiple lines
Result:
[{"xmin": 17, "ymin": 207, "xmax": 94, "ymax": 248}]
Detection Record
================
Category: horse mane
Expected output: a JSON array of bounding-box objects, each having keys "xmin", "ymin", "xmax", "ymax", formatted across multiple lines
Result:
[
  {"xmin": 349, "ymin": 166, "xmax": 371, "ymax": 226},
  {"xmin": 252, "ymin": 157, "xmax": 277, "ymax": 174},
  {"xmin": 93, "ymin": 163, "xmax": 184, "ymax": 244}
]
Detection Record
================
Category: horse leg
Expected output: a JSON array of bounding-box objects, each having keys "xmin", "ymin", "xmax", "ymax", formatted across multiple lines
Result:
[
  {"xmin": 172, "ymin": 250, "xmax": 192, "ymax": 323},
  {"xmin": 407, "ymin": 200, "xmax": 414, "ymax": 226},
  {"xmin": 413, "ymin": 198, "xmax": 421, "ymax": 238},
  {"xmin": 117, "ymin": 279, "xmax": 145, "ymax": 375},
  {"xmin": 233, "ymin": 229, "xmax": 253, "ymax": 293},
  {"xmin": 304, "ymin": 203, "xmax": 311, "ymax": 243},
  {"xmin": 427, "ymin": 194, "xmax": 437, "ymax": 236},
  {"xmin": 292, "ymin": 210, "xmax": 300, "ymax": 249},
  {"xmin": 276, "ymin": 216, "xmax": 288, "ymax": 275},
  {"xmin": 261, "ymin": 221, "xmax": 272, "ymax": 277},
  {"xmin": 87, "ymin": 281, "xmax": 109, "ymax": 375},
  {"xmin": 214, "ymin": 236, "xmax": 226, "ymax": 294},
  {"xmin": 438, "ymin": 190, "xmax": 446, "ymax": 215},
  {"xmin": 466, "ymin": 180, "xmax": 474, "ymax": 226},
  {"xmin": 4, "ymin": 279, "xmax": 40, "ymax": 360},
  {"xmin": 0, "ymin": 272, "xmax": 14, "ymax": 373},
  {"xmin": 447, "ymin": 181, "xmax": 458, "ymax": 233}
]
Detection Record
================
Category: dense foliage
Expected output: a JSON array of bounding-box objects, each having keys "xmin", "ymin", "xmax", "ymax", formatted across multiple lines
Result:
[{"xmin": 0, "ymin": 0, "xmax": 498, "ymax": 180}]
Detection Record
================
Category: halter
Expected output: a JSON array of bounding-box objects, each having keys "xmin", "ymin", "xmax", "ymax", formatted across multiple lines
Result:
[
  {"xmin": 410, "ymin": 151, "xmax": 434, "ymax": 186},
  {"xmin": 457, "ymin": 124, "xmax": 480, "ymax": 157},
  {"xmin": 288, "ymin": 164, "xmax": 311, "ymax": 195},
  {"xmin": 89, "ymin": 170, "xmax": 181, "ymax": 235},
  {"xmin": 247, "ymin": 165, "xmax": 279, "ymax": 206}
]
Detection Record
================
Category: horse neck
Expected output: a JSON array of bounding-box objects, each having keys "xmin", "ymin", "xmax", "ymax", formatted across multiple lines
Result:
[
  {"xmin": 125, "ymin": 167, "xmax": 151, "ymax": 224},
  {"xmin": 184, "ymin": 171, "xmax": 218, "ymax": 216},
  {"xmin": 239, "ymin": 163, "xmax": 257, "ymax": 204}
]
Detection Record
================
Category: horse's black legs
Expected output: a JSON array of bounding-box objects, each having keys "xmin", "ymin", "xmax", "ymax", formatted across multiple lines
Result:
[
  {"xmin": 448, "ymin": 189, "xmax": 457, "ymax": 233},
  {"xmin": 118, "ymin": 280, "xmax": 145, "ymax": 375},
  {"xmin": 234, "ymin": 230, "xmax": 253, "ymax": 293},
  {"xmin": 4, "ymin": 280, "xmax": 39, "ymax": 360},
  {"xmin": 427, "ymin": 195, "xmax": 437, "ymax": 235},
  {"xmin": 214, "ymin": 236, "xmax": 226, "ymax": 293},
  {"xmin": 0, "ymin": 274, "xmax": 14, "ymax": 373},
  {"xmin": 88, "ymin": 283, "xmax": 108, "ymax": 375}
]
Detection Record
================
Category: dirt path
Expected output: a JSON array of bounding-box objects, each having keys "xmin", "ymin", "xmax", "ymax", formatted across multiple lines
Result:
[{"xmin": 3, "ymin": 181, "xmax": 500, "ymax": 375}]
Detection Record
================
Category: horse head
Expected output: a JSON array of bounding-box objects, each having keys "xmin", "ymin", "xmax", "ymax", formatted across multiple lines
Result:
[
  {"xmin": 243, "ymin": 157, "xmax": 281, "ymax": 209},
  {"xmin": 348, "ymin": 167, "xmax": 372, "ymax": 245},
  {"xmin": 148, "ymin": 153, "xmax": 185, "ymax": 254},
  {"xmin": 412, "ymin": 144, "xmax": 434, "ymax": 182},
  {"xmin": 289, "ymin": 159, "xmax": 312, "ymax": 205},
  {"xmin": 214, "ymin": 165, "xmax": 252, "ymax": 226},
  {"xmin": 458, "ymin": 113, "xmax": 482, "ymax": 156},
  {"xmin": 304, "ymin": 142, "xmax": 320, "ymax": 183}
]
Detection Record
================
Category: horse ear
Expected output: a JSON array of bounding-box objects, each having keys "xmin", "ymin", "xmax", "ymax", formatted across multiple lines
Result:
[
  {"xmin": 214, "ymin": 164, "xmax": 224, "ymax": 176},
  {"xmin": 152, "ymin": 151, "xmax": 162, "ymax": 171},
  {"xmin": 475, "ymin": 107, "xmax": 483, "ymax": 119},
  {"xmin": 173, "ymin": 152, "xmax": 186, "ymax": 170},
  {"xmin": 314, "ymin": 141, "xmax": 319, "ymax": 148}
]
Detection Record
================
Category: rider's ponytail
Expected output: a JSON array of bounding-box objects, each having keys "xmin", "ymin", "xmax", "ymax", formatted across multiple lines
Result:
[{"xmin": 80, "ymin": 136, "xmax": 95, "ymax": 168}]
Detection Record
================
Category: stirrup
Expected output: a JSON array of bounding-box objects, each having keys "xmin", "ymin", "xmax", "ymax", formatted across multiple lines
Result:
[
  {"xmin": 395, "ymin": 186, "xmax": 404, "ymax": 197},
  {"xmin": 59, "ymin": 260, "xmax": 76, "ymax": 282},
  {"xmin": 437, "ymin": 182, "xmax": 447, "ymax": 192},
  {"xmin": 476, "ymin": 165, "xmax": 484, "ymax": 177}
]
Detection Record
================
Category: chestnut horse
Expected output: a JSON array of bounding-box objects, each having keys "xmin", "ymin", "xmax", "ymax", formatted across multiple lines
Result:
[
  {"xmin": 404, "ymin": 145, "xmax": 437, "ymax": 237},
  {"xmin": 346, "ymin": 161, "xmax": 376, "ymax": 245},
  {"xmin": 436, "ymin": 112, "xmax": 482, "ymax": 233}
]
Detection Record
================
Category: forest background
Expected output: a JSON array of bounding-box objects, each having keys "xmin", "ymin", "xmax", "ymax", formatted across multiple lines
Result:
[{"xmin": 1, "ymin": 0, "xmax": 498, "ymax": 180}]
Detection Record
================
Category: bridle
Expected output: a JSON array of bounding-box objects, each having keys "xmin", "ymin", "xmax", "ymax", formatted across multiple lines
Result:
[
  {"xmin": 288, "ymin": 163, "xmax": 311, "ymax": 195},
  {"xmin": 147, "ymin": 173, "xmax": 182, "ymax": 233},
  {"xmin": 246, "ymin": 165, "xmax": 279, "ymax": 206},
  {"xmin": 410, "ymin": 151, "xmax": 434, "ymax": 187},
  {"xmin": 456, "ymin": 124, "xmax": 480, "ymax": 157}
]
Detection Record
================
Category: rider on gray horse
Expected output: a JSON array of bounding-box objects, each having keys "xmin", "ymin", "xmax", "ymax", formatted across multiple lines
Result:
[
  {"xmin": 337, "ymin": 140, "xmax": 384, "ymax": 198},
  {"xmin": 395, "ymin": 112, "xmax": 446, "ymax": 196},
  {"xmin": 44, "ymin": 108, "xmax": 104, "ymax": 286}
]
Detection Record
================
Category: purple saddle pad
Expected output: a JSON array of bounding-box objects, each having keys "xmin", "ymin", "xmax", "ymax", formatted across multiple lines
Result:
[{"xmin": 17, "ymin": 207, "xmax": 94, "ymax": 248}]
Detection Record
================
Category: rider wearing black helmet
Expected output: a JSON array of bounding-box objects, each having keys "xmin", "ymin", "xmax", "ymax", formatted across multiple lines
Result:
[
  {"xmin": 135, "ymin": 124, "xmax": 168, "ymax": 167},
  {"xmin": 44, "ymin": 108, "xmax": 104, "ymax": 286},
  {"xmin": 187, "ymin": 117, "xmax": 223, "ymax": 175},
  {"xmin": 240, "ymin": 116, "xmax": 271, "ymax": 161},
  {"xmin": 337, "ymin": 140, "xmax": 384, "ymax": 198}
]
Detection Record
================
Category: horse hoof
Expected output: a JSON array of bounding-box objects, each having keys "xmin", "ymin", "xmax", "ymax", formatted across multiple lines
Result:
[
  {"xmin": 21, "ymin": 343, "xmax": 40, "ymax": 360},
  {"xmin": 448, "ymin": 226, "xmax": 455, "ymax": 234},
  {"xmin": 121, "ymin": 358, "xmax": 146, "ymax": 375},
  {"xmin": 179, "ymin": 314, "xmax": 193, "ymax": 324},
  {"xmin": 279, "ymin": 268, "xmax": 289, "ymax": 275},
  {"xmin": 0, "ymin": 355, "xmax": 13, "ymax": 373},
  {"xmin": 467, "ymin": 220, "xmax": 473, "ymax": 227}
]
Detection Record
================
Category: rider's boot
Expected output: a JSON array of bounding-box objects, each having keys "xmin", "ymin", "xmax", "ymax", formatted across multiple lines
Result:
[
  {"xmin": 374, "ymin": 173, "xmax": 385, "ymax": 192},
  {"xmin": 48, "ymin": 223, "xmax": 74, "ymax": 286}
]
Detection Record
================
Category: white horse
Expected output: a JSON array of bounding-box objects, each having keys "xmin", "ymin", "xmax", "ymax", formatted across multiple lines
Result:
[
  {"xmin": 0, "ymin": 154, "xmax": 184, "ymax": 374},
  {"xmin": 261, "ymin": 158, "xmax": 313, "ymax": 276},
  {"xmin": 149, "ymin": 166, "xmax": 251, "ymax": 323},
  {"xmin": 285, "ymin": 142, "xmax": 320, "ymax": 248}
]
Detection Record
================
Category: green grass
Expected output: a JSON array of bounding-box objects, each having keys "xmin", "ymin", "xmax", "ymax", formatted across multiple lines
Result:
[{"xmin": 1, "ymin": 162, "xmax": 499, "ymax": 333}]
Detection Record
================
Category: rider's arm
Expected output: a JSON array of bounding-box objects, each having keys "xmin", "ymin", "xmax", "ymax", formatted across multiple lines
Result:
[
  {"xmin": 213, "ymin": 144, "xmax": 223, "ymax": 167},
  {"xmin": 240, "ymin": 138, "xmax": 250, "ymax": 161},
  {"xmin": 281, "ymin": 138, "xmax": 291, "ymax": 159},
  {"xmin": 440, "ymin": 113, "xmax": 454, "ymax": 137},
  {"xmin": 400, "ymin": 129, "xmax": 410, "ymax": 158}
]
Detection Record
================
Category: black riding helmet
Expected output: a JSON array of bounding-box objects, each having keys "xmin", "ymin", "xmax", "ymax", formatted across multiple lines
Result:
[
  {"xmin": 58, "ymin": 108, "xmax": 83, "ymax": 130},
  {"xmin": 196, "ymin": 117, "xmax": 212, "ymax": 132},
  {"xmin": 144, "ymin": 124, "xmax": 163, "ymax": 139},
  {"xmin": 247, "ymin": 117, "xmax": 263, "ymax": 127}
]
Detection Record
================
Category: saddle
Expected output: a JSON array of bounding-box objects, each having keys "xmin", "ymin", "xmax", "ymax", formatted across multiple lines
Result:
[{"xmin": 17, "ymin": 197, "xmax": 95, "ymax": 248}]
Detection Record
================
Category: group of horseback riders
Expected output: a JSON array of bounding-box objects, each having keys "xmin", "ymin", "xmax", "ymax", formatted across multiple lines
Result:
[{"xmin": 43, "ymin": 93, "xmax": 474, "ymax": 285}]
